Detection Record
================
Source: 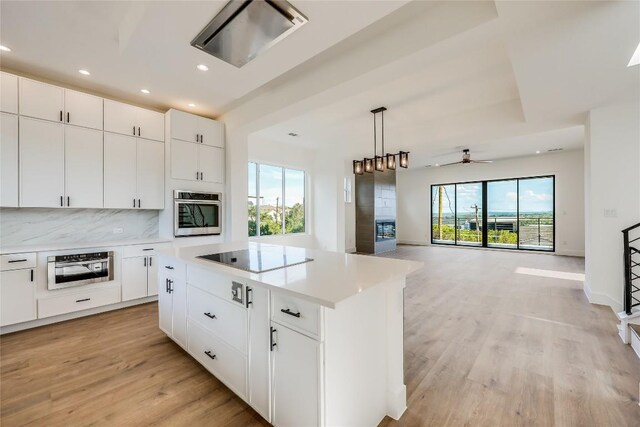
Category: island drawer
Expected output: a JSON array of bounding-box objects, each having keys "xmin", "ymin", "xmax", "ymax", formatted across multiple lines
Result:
[
  {"xmin": 271, "ymin": 293, "xmax": 321, "ymax": 339},
  {"xmin": 187, "ymin": 285, "xmax": 247, "ymax": 354},
  {"xmin": 1, "ymin": 253, "xmax": 36, "ymax": 271},
  {"xmin": 188, "ymin": 265, "xmax": 246, "ymax": 307},
  {"xmin": 187, "ymin": 319, "xmax": 247, "ymax": 399},
  {"xmin": 123, "ymin": 244, "xmax": 166, "ymax": 258},
  {"xmin": 38, "ymin": 285, "xmax": 120, "ymax": 318},
  {"xmin": 159, "ymin": 257, "xmax": 186, "ymax": 280}
]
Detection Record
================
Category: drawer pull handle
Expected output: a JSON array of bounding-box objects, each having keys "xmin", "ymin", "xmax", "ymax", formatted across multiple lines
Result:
[
  {"xmin": 204, "ymin": 350, "xmax": 216, "ymax": 360},
  {"xmin": 8, "ymin": 259, "xmax": 28, "ymax": 263},
  {"xmin": 204, "ymin": 312, "xmax": 217, "ymax": 320},
  {"xmin": 76, "ymin": 298, "xmax": 91, "ymax": 303},
  {"xmin": 281, "ymin": 308, "xmax": 301, "ymax": 318},
  {"xmin": 142, "ymin": 248, "xmax": 154, "ymax": 251},
  {"xmin": 270, "ymin": 327, "xmax": 277, "ymax": 351},
  {"xmin": 165, "ymin": 265, "xmax": 174, "ymax": 270},
  {"xmin": 246, "ymin": 287, "xmax": 253, "ymax": 308}
]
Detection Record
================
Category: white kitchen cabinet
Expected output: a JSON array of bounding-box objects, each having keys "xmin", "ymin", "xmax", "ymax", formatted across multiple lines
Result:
[
  {"xmin": 200, "ymin": 145, "xmax": 225, "ymax": 183},
  {"xmin": 104, "ymin": 132, "xmax": 163, "ymax": 209},
  {"xmin": 19, "ymin": 116, "xmax": 65, "ymax": 207},
  {"xmin": 171, "ymin": 139, "xmax": 224, "ymax": 183},
  {"xmin": 122, "ymin": 254, "xmax": 158, "ymax": 301},
  {"xmin": 159, "ymin": 269, "xmax": 187, "ymax": 348},
  {"xmin": 65, "ymin": 126, "xmax": 103, "ymax": 208},
  {"xmin": 248, "ymin": 285, "xmax": 271, "ymax": 420},
  {"xmin": 168, "ymin": 109, "xmax": 223, "ymax": 147},
  {"xmin": 104, "ymin": 99, "xmax": 164, "ymax": 142},
  {"xmin": 64, "ymin": 89, "xmax": 103, "ymax": 130},
  {"xmin": 137, "ymin": 139, "xmax": 164, "ymax": 209},
  {"xmin": 271, "ymin": 322, "xmax": 321, "ymax": 427},
  {"xmin": 1, "ymin": 72, "xmax": 18, "ymax": 114},
  {"xmin": 0, "ymin": 267, "xmax": 36, "ymax": 327},
  {"xmin": 19, "ymin": 77, "xmax": 64, "ymax": 123},
  {"xmin": 104, "ymin": 132, "xmax": 137, "ymax": 209},
  {"xmin": 171, "ymin": 139, "xmax": 199, "ymax": 181},
  {"xmin": 0, "ymin": 113, "xmax": 19, "ymax": 207}
]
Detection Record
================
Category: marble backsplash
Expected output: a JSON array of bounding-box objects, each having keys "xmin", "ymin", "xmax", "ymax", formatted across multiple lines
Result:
[{"xmin": 0, "ymin": 208, "xmax": 159, "ymax": 247}]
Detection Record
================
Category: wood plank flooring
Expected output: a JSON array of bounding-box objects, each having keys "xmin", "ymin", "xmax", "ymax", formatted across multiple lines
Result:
[{"xmin": 2, "ymin": 245, "xmax": 639, "ymax": 426}]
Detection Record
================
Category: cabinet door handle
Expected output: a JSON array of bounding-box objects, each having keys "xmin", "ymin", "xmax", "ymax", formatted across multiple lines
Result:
[
  {"xmin": 133, "ymin": 126, "xmax": 136, "ymax": 135},
  {"xmin": 203, "ymin": 312, "xmax": 216, "ymax": 320},
  {"xmin": 164, "ymin": 265, "xmax": 174, "ymax": 270},
  {"xmin": 270, "ymin": 327, "xmax": 277, "ymax": 351},
  {"xmin": 8, "ymin": 259, "xmax": 27, "ymax": 263},
  {"xmin": 201, "ymin": 134, "xmax": 204, "ymax": 143},
  {"xmin": 67, "ymin": 196, "xmax": 70, "ymax": 207},
  {"xmin": 60, "ymin": 110, "xmax": 63, "ymax": 122},
  {"xmin": 144, "ymin": 257, "xmax": 147, "ymax": 267},
  {"xmin": 196, "ymin": 171, "xmax": 199, "ymax": 180},
  {"xmin": 30, "ymin": 269, "xmax": 34, "ymax": 282},
  {"xmin": 76, "ymin": 298, "xmax": 90, "ymax": 303},
  {"xmin": 280, "ymin": 308, "xmax": 301, "ymax": 318},
  {"xmin": 200, "ymin": 172, "xmax": 203, "ymax": 180},
  {"xmin": 133, "ymin": 198, "xmax": 136, "ymax": 208},
  {"xmin": 138, "ymin": 199, "xmax": 141, "ymax": 208},
  {"xmin": 246, "ymin": 287, "xmax": 253, "ymax": 308},
  {"xmin": 165, "ymin": 278, "xmax": 169, "ymax": 293},
  {"xmin": 138, "ymin": 127, "xmax": 141, "ymax": 137},
  {"xmin": 67, "ymin": 112, "xmax": 70, "ymax": 123},
  {"xmin": 149, "ymin": 257, "xmax": 152, "ymax": 267},
  {"xmin": 60, "ymin": 196, "xmax": 63, "ymax": 207},
  {"xmin": 204, "ymin": 350, "xmax": 216, "ymax": 360},
  {"xmin": 168, "ymin": 279, "xmax": 173, "ymax": 293}
]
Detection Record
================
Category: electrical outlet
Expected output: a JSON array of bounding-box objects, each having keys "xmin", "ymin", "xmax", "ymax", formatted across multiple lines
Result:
[
  {"xmin": 604, "ymin": 208, "xmax": 618, "ymax": 218},
  {"xmin": 113, "ymin": 228, "xmax": 124, "ymax": 234}
]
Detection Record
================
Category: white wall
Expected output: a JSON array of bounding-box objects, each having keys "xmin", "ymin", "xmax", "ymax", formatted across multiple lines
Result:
[
  {"xmin": 393, "ymin": 149, "xmax": 585, "ymax": 256},
  {"xmin": 585, "ymin": 101, "xmax": 640, "ymax": 312}
]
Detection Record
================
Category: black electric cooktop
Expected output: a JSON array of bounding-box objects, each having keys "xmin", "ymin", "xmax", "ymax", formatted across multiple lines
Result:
[{"xmin": 197, "ymin": 248, "xmax": 313, "ymax": 273}]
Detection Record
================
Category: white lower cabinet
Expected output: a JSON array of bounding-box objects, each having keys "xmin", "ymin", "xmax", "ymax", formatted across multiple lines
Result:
[
  {"xmin": 0, "ymin": 267, "xmax": 36, "ymax": 327},
  {"xmin": 159, "ymin": 268, "xmax": 187, "ymax": 348},
  {"xmin": 248, "ymin": 285, "xmax": 271, "ymax": 420},
  {"xmin": 38, "ymin": 285, "xmax": 120, "ymax": 318},
  {"xmin": 122, "ymin": 253, "xmax": 158, "ymax": 301},
  {"xmin": 271, "ymin": 322, "xmax": 322, "ymax": 427}
]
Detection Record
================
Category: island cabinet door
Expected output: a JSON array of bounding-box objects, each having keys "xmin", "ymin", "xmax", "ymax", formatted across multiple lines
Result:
[
  {"xmin": 158, "ymin": 275, "xmax": 173, "ymax": 336},
  {"xmin": 171, "ymin": 277, "xmax": 187, "ymax": 348},
  {"xmin": 271, "ymin": 322, "xmax": 322, "ymax": 427},
  {"xmin": 248, "ymin": 285, "xmax": 270, "ymax": 421}
]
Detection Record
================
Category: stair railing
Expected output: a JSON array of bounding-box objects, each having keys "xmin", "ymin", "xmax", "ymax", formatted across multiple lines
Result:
[{"xmin": 622, "ymin": 222, "xmax": 640, "ymax": 315}]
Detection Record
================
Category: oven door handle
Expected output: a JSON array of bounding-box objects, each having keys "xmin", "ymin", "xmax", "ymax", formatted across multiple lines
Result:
[{"xmin": 52, "ymin": 260, "xmax": 109, "ymax": 267}]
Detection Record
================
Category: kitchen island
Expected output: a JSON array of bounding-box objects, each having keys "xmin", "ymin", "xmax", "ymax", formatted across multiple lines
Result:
[{"xmin": 158, "ymin": 242, "xmax": 422, "ymax": 427}]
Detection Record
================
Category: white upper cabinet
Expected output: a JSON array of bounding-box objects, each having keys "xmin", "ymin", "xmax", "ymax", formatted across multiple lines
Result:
[
  {"xmin": 200, "ymin": 145, "xmax": 225, "ymax": 184},
  {"xmin": 168, "ymin": 109, "xmax": 224, "ymax": 147},
  {"xmin": 64, "ymin": 89, "xmax": 103, "ymax": 130},
  {"xmin": 0, "ymin": 113, "xmax": 19, "ymax": 207},
  {"xmin": 104, "ymin": 99, "xmax": 164, "ymax": 142},
  {"xmin": 19, "ymin": 78, "xmax": 64, "ymax": 123},
  {"xmin": 104, "ymin": 132, "xmax": 137, "ymax": 209},
  {"xmin": 64, "ymin": 126, "xmax": 103, "ymax": 208},
  {"xmin": 137, "ymin": 139, "xmax": 164, "ymax": 209},
  {"xmin": 171, "ymin": 139, "xmax": 199, "ymax": 181},
  {"xmin": 200, "ymin": 118, "xmax": 224, "ymax": 148},
  {"xmin": 1, "ymin": 72, "xmax": 18, "ymax": 114},
  {"xmin": 19, "ymin": 117, "xmax": 65, "ymax": 208}
]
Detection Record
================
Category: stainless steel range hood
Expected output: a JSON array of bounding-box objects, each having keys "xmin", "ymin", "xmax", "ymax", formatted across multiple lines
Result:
[{"xmin": 191, "ymin": 0, "xmax": 308, "ymax": 68}]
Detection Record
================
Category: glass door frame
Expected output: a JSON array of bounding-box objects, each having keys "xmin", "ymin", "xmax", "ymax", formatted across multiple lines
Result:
[{"xmin": 430, "ymin": 175, "xmax": 555, "ymax": 252}]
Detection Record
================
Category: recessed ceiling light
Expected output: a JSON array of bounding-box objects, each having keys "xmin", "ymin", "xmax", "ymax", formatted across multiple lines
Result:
[
  {"xmin": 435, "ymin": 163, "xmax": 440, "ymax": 167},
  {"xmin": 78, "ymin": 69, "xmax": 90, "ymax": 76},
  {"xmin": 628, "ymin": 42, "xmax": 640, "ymax": 67},
  {"xmin": 188, "ymin": 103, "xmax": 196, "ymax": 107},
  {"xmin": 140, "ymin": 89, "xmax": 150, "ymax": 94},
  {"xmin": 535, "ymin": 150, "xmax": 541, "ymax": 154},
  {"xmin": 197, "ymin": 64, "xmax": 209, "ymax": 71},
  {"xmin": 0, "ymin": 45, "xmax": 11, "ymax": 52}
]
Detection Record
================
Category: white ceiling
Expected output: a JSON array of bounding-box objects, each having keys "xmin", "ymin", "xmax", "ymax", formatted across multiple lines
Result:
[
  {"xmin": 249, "ymin": 0, "xmax": 639, "ymax": 166},
  {"xmin": 0, "ymin": 0, "xmax": 407, "ymax": 116}
]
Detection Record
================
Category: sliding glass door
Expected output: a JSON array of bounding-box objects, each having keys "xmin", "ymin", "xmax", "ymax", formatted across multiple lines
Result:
[{"xmin": 431, "ymin": 176, "xmax": 554, "ymax": 252}]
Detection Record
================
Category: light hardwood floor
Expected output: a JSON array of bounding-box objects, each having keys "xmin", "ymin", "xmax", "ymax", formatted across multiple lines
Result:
[{"xmin": 1, "ymin": 245, "xmax": 639, "ymax": 426}]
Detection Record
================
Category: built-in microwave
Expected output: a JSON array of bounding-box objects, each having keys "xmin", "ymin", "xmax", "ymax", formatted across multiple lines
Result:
[
  {"xmin": 174, "ymin": 190, "xmax": 222, "ymax": 237},
  {"xmin": 47, "ymin": 251, "xmax": 114, "ymax": 290}
]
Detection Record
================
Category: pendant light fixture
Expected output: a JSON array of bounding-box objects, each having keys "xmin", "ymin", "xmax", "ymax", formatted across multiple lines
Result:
[{"xmin": 352, "ymin": 106, "xmax": 409, "ymax": 175}]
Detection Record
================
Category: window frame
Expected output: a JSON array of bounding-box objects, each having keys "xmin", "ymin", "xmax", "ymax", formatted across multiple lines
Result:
[
  {"xmin": 430, "ymin": 175, "xmax": 555, "ymax": 252},
  {"xmin": 248, "ymin": 161, "xmax": 307, "ymax": 237}
]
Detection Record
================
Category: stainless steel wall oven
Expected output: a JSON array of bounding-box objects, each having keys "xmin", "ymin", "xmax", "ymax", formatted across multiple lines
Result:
[{"xmin": 174, "ymin": 191, "xmax": 222, "ymax": 237}]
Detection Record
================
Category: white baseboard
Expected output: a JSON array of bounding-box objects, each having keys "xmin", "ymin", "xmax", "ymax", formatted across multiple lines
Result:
[
  {"xmin": 583, "ymin": 281, "xmax": 623, "ymax": 313},
  {"xmin": 0, "ymin": 296, "xmax": 158, "ymax": 335},
  {"xmin": 386, "ymin": 384, "xmax": 407, "ymax": 421},
  {"xmin": 345, "ymin": 247, "xmax": 357, "ymax": 254},
  {"xmin": 556, "ymin": 249, "xmax": 585, "ymax": 257},
  {"xmin": 396, "ymin": 240, "xmax": 429, "ymax": 246}
]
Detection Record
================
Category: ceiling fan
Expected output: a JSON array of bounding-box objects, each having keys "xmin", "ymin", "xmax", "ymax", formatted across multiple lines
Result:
[{"xmin": 431, "ymin": 149, "xmax": 493, "ymax": 167}]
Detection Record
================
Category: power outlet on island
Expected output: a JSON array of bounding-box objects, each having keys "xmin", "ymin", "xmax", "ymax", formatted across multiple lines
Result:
[{"xmin": 113, "ymin": 228, "xmax": 124, "ymax": 234}]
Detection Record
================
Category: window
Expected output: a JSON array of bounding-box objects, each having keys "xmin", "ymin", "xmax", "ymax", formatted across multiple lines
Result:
[
  {"xmin": 431, "ymin": 176, "xmax": 554, "ymax": 251},
  {"xmin": 248, "ymin": 162, "xmax": 306, "ymax": 237}
]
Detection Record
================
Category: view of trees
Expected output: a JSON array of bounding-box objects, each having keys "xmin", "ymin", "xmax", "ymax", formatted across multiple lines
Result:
[{"xmin": 248, "ymin": 163, "xmax": 305, "ymax": 237}]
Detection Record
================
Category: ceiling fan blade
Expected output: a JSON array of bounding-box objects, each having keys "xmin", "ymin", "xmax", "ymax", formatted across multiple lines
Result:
[
  {"xmin": 436, "ymin": 161, "xmax": 464, "ymax": 167},
  {"xmin": 470, "ymin": 160, "xmax": 493, "ymax": 163}
]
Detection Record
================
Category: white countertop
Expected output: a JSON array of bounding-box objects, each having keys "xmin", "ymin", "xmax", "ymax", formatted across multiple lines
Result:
[
  {"xmin": 0, "ymin": 237, "xmax": 172, "ymax": 255},
  {"xmin": 160, "ymin": 242, "xmax": 423, "ymax": 309}
]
